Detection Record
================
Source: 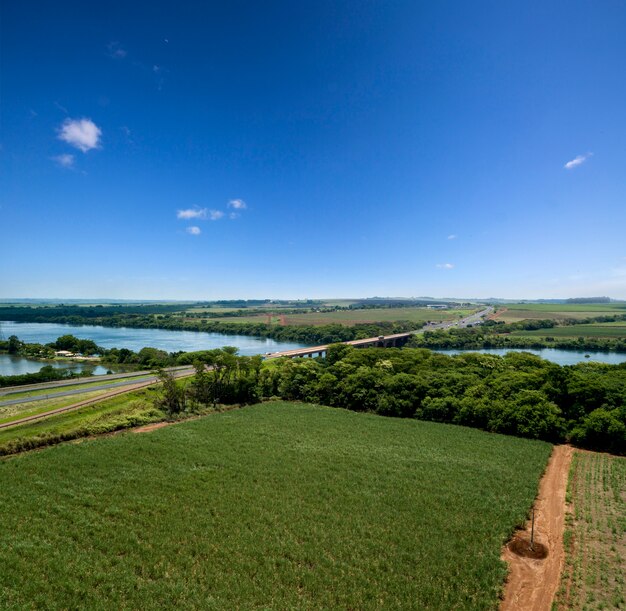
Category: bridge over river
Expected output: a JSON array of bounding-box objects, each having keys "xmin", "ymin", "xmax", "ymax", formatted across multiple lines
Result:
[
  {"xmin": 262, "ymin": 306, "xmax": 493, "ymax": 360},
  {"xmin": 263, "ymin": 332, "xmax": 414, "ymax": 359}
]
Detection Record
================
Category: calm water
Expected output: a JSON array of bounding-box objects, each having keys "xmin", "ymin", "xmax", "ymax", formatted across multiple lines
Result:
[
  {"xmin": 433, "ymin": 347, "xmax": 626, "ymax": 366},
  {"xmin": 0, "ymin": 354, "xmax": 112, "ymax": 377},
  {"xmin": 0, "ymin": 321, "xmax": 310, "ymax": 357}
]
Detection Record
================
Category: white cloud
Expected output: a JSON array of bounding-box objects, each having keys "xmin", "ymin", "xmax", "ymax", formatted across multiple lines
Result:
[
  {"xmin": 177, "ymin": 208, "xmax": 207, "ymax": 220},
  {"xmin": 51, "ymin": 154, "xmax": 75, "ymax": 168},
  {"xmin": 58, "ymin": 118, "xmax": 102, "ymax": 152},
  {"xmin": 186, "ymin": 226, "xmax": 201, "ymax": 235},
  {"xmin": 228, "ymin": 199, "xmax": 247, "ymax": 210},
  {"xmin": 177, "ymin": 208, "xmax": 224, "ymax": 221},
  {"xmin": 447, "ymin": 234, "xmax": 457, "ymax": 240},
  {"xmin": 436, "ymin": 263, "xmax": 455, "ymax": 269},
  {"xmin": 107, "ymin": 41, "xmax": 127, "ymax": 59},
  {"xmin": 564, "ymin": 152, "xmax": 592, "ymax": 170},
  {"xmin": 229, "ymin": 212, "xmax": 240, "ymax": 220}
]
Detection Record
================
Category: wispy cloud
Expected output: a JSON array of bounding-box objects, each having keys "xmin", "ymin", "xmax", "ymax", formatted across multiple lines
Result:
[
  {"xmin": 51, "ymin": 154, "xmax": 75, "ymax": 168},
  {"xmin": 228, "ymin": 199, "xmax": 247, "ymax": 210},
  {"xmin": 564, "ymin": 152, "xmax": 592, "ymax": 170},
  {"xmin": 436, "ymin": 263, "xmax": 455, "ymax": 269},
  {"xmin": 177, "ymin": 207, "xmax": 207, "ymax": 220},
  {"xmin": 177, "ymin": 207, "xmax": 224, "ymax": 221},
  {"xmin": 229, "ymin": 212, "xmax": 240, "ymax": 220},
  {"xmin": 58, "ymin": 118, "xmax": 102, "ymax": 152},
  {"xmin": 447, "ymin": 234, "xmax": 457, "ymax": 240},
  {"xmin": 186, "ymin": 226, "xmax": 201, "ymax": 235},
  {"xmin": 107, "ymin": 41, "xmax": 127, "ymax": 59}
]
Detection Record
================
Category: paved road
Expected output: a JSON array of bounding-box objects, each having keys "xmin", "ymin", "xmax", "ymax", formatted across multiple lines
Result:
[
  {"xmin": 419, "ymin": 306, "xmax": 493, "ymax": 332},
  {"xmin": 0, "ymin": 368, "xmax": 195, "ymax": 430},
  {"xmin": 0, "ymin": 366, "xmax": 190, "ymax": 396},
  {"xmin": 0, "ymin": 376, "xmax": 157, "ymax": 408}
]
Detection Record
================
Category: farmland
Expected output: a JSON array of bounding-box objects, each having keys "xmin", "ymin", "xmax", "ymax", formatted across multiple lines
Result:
[
  {"xmin": 555, "ymin": 450, "xmax": 626, "ymax": 610},
  {"xmin": 494, "ymin": 303, "xmax": 626, "ymax": 323},
  {"xmin": 204, "ymin": 306, "xmax": 477, "ymax": 327},
  {"xmin": 0, "ymin": 402, "xmax": 551, "ymax": 609}
]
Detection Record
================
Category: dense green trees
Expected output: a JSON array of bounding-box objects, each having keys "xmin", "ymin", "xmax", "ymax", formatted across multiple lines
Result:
[
  {"xmin": 408, "ymin": 326, "xmax": 626, "ymax": 352},
  {"xmin": 259, "ymin": 346, "xmax": 625, "ymax": 453}
]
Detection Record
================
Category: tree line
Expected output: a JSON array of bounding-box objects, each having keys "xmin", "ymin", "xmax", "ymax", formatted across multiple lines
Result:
[{"xmin": 151, "ymin": 345, "xmax": 625, "ymax": 454}]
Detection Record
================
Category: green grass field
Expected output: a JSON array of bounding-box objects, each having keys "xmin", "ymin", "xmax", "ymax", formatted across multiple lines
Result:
[
  {"xmin": 0, "ymin": 402, "xmax": 551, "ymax": 609},
  {"xmin": 510, "ymin": 323, "xmax": 626, "ymax": 339},
  {"xmin": 495, "ymin": 303, "xmax": 626, "ymax": 323}
]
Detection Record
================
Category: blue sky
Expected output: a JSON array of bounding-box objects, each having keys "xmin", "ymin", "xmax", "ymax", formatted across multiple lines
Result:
[{"xmin": 1, "ymin": 1, "xmax": 625, "ymax": 300}]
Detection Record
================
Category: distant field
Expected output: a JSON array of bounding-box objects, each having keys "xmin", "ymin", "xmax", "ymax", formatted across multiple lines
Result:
[
  {"xmin": 555, "ymin": 450, "xmax": 626, "ymax": 610},
  {"xmin": 510, "ymin": 323, "xmax": 626, "ymax": 339},
  {"xmin": 0, "ymin": 402, "xmax": 551, "ymax": 609},
  {"xmin": 494, "ymin": 303, "xmax": 626, "ymax": 323},
  {"xmin": 205, "ymin": 307, "xmax": 477, "ymax": 327}
]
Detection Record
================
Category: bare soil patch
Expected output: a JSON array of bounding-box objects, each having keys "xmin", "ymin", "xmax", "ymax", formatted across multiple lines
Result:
[
  {"xmin": 501, "ymin": 444, "xmax": 573, "ymax": 611},
  {"xmin": 133, "ymin": 422, "xmax": 173, "ymax": 434},
  {"xmin": 490, "ymin": 307, "xmax": 507, "ymax": 320}
]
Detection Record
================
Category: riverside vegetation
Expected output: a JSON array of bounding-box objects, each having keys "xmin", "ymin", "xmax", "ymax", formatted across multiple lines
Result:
[{"xmin": 2, "ymin": 343, "xmax": 624, "ymax": 456}]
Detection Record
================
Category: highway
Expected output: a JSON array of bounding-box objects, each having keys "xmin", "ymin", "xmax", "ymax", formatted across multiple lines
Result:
[
  {"xmin": 0, "ymin": 368, "xmax": 195, "ymax": 430},
  {"xmin": 1, "ymin": 374, "xmax": 159, "ymax": 408},
  {"xmin": 0, "ymin": 366, "xmax": 191, "ymax": 396}
]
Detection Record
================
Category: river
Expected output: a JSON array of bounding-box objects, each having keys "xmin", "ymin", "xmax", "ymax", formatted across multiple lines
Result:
[
  {"xmin": 1, "ymin": 321, "xmax": 625, "ymax": 378},
  {"xmin": 0, "ymin": 321, "xmax": 309, "ymax": 356},
  {"xmin": 0, "ymin": 354, "xmax": 113, "ymax": 377},
  {"xmin": 433, "ymin": 347, "xmax": 626, "ymax": 366}
]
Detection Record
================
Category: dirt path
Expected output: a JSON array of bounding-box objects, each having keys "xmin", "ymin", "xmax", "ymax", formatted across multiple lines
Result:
[
  {"xmin": 500, "ymin": 445, "xmax": 573, "ymax": 611},
  {"xmin": 489, "ymin": 307, "xmax": 507, "ymax": 320}
]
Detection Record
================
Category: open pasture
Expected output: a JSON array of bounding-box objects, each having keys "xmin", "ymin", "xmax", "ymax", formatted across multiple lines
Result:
[
  {"xmin": 495, "ymin": 303, "xmax": 626, "ymax": 323},
  {"xmin": 0, "ymin": 402, "xmax": 551, "ymax": 609}
]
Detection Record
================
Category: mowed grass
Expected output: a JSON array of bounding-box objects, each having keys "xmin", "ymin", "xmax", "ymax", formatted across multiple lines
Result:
[
  {"xmin": 0, "ymin": 402, "xmax": 551, "ymax": 609},
  {"xmin": 555, "ymin": 450, "xmax": 626, "ymax": 610},
  {"xmin": 0, "ymin": 386, "xmax": 164, "ymax": 453},
  {"xmin": 495, "ymin": 303, "xmax": 626, "ymax": 323},
  {"xmin": 510, "ymin": 323, "xmax": 626, "ymax": 339},
  {"xmin": 0, "ymin": 374, "xmax": 152, "ymax": 400},
  {"xmin": 212, "ymin": 307, "xmax": 477, "ymax": 327},
  {"xmin": 0, "ymin": 389, "xmax": 112, "ymax": 425}
]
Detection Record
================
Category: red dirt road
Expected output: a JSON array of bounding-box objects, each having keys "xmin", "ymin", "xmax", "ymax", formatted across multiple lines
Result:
[{"xmin": 500, "ymin": 445, "xmax": 573, "ymax": 611}]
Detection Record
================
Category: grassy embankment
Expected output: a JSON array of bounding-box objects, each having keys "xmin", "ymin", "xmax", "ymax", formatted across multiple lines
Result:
[
  {"xmin": 0, "ymin": 384, "xmax": 170, "ymax": 455},
  {"xmin": 0, "ymin": 401, "xmax": 551, "ymax": 609},
  {"xmin": 0, "ymin": 374, "xmax": 153, "ymax": 400},
  {"xmin": 555, "ymin": 450, "xmax": 626, "ymax": 610}
]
